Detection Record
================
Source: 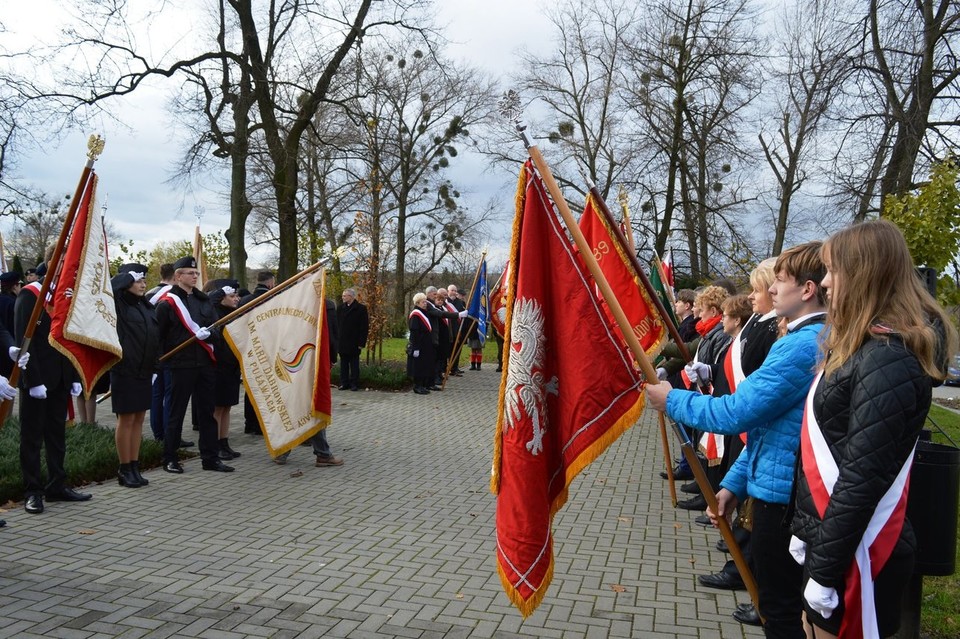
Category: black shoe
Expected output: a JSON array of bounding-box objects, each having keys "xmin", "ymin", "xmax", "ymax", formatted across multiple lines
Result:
[
  {"xmin": 178, "ymin": 440, "xmax": 195, "ymax": 448},
  {"xmin": 660, "ymin": 465, "xmax": 694, "ymax": 480},
  {"xmin": 164, "ymin": 461, "xmax": 184, "ymax": 474},
  {"xmin": 736, "ymin": 603, "xmax": 753, "ymax": 613},
  {"xmin": 221, "ymin": 440, "xmax": 241, "ymax": 458},
  {"xmin": 47, "ymin": 487, "xmax": 92, "ymax": 502},
  {"xmin": 694, "ymin": 514, "xmax": 712, "ymax": 526},
  {"xmin": 202, "ymin": 460, "xmax": 235, "ymax": 472},
  {"xmin": 131, "ymin": 461, "xmax": 149, "ymax": 486},
  {"xmin": 350, "ymin": 386, "xmax": 358, "ymax": 391},
  {"xmin": 24, "ymin": 495, "xmax": 44, "ymax": 514},
  {"xmin": 732, "ymin": 605, "xmax": 761, "ymax": 626},
  {"xmin": 338, "ymin": 385, "xmax": 347, "ymax": 390},
  {"xmin": 697, "ymin": 571, "xmax": 745, "ymax": 591},
  {"xmin": 495, "ymin": 366, "xmax": 503, "ymax": 372},
  {"xmin": 680, "ymin": 481, "xmax": 701, "ymax": 495},
  {"xmin": 117, "ymin": 465, "xmax": 142, "ymax": 488},
  {"xmin": 414, "ymin": 388, "xmax": 428, "ymax": 395},
  {"xmin": 429, "ymin": 386, "xmax": 442, "ymax": 391},
  {"xmin": 677, "ymin": 495, "xmax": 707, "ymax": 510},
  {"xmin": 0, "ymin": 519, "xmax": 5, "ymax": 527}
]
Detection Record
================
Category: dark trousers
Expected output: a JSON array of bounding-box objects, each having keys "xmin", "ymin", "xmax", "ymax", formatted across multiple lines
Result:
[
  {"xmin": 150, "ymin": 368, "xmax": 167, "ymax": 441},
  {"xmin": 163, "ymin": 366, "xmax": 218, "ymax": 465},
  {"xmin": 339, "ymin": 352, "xmax": 360, "ymax": 389},
  {"xmin": 495, "ymin": 333, "xmax": 504, "ymax": 369},
  {"xmin": 243, "ymin": 392, "xmax": 261, "ymax": 434},
  {"xmin": 751, "ymin": 499, "xmax": 804, "ymax": 639},
  {"xmin": 19, "ymin": 384, "xmax": 70, "ymax": 497}
]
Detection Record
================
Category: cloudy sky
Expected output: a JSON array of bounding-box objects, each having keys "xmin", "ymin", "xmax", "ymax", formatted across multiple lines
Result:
[{"xmin": 4, "ymin": 0, "xmax": 555, "ymax": 268}]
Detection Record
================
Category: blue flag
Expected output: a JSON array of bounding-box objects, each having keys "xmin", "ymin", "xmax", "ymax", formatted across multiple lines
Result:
[{"xmin": 466, "ymin": 259, "xmax": 489, "ymax": 347}]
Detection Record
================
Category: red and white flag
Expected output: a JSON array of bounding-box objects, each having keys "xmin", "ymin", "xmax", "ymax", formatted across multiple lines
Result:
[
  {"xmin": 662, "ymin": 247, "xmax": 674, "ymax": 288},
  {"xmin": 48, "ymin": 171, "xmax": 122, "ymax": 397},
  {"xmin": 491, "ymin": 160, "xmax": 646, "ymax": 617},
  {"xmin": 489, "ymin": 262, "xmax": 509, "ymax": 339}
]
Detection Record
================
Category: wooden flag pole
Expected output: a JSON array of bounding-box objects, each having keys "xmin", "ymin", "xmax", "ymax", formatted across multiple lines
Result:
[
  {"xmin": 442, "ymin": 251, "xmax": 486, "ymax": 389},
  {"xmin": 500, "ymin": 92, "xmax": 761, "ymax": 618},
  {"xmin": 158, "ymin": 261, "xmax": 326, "ymax": 363},
  {"xmin": 0, "ymin": 135, "xmax": 105, "ymax": 425}
]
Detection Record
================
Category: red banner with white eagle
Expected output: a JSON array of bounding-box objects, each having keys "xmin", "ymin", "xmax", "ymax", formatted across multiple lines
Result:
[{"xmin": 491, "ymin": 160, "xmax": 646, "ymax": 617}]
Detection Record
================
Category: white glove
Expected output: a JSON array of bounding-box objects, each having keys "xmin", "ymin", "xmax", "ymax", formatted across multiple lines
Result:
[
  {"xmin": 685, "ymin": 362, "xmax": 712, "ymax": 385},
  {"xmin": 8, "ymin": 346, "xmax": 28, "ymax": 369},
  {"xmin": 151, "ymin": 373, "xmax": 157, "ymax": 385},
  {"xmin": 130, "ymin": 271, "xmax": 146, "ymax": 282},
  {"xmin": 804, "ymin": 578, "xmax": 839, "ymax": 619},
  {"xmin": 195, "ymin": 327, "xmax": 211, "ymax": 340},
  {"xmin": 0, "ymin": 376, "xmax": 16, "ymax": 400},
  {"xmin": 789, "ymin": 535, "xmax": 807, "ymax": 565},
  {"xmin": 656, "ymin": 367, "xmax": 668, "ymax": 381},
  {"xmin": 70, "ymin": 382, "xmax": 83, "ymax": 397},
  {"xmin": 458, "ymin": 309, "xmax": 468, "ymax": 318},
  {"xmin": 413, "ymin": 350, "xmax": 420, "ymax": 358},
  {"xmin": 64, "ymin": 287, "xmax": 74, "ymax": 298},
  {"xmin": 29, "ymin": 385, "xmax": 47, "ymax": 399}
]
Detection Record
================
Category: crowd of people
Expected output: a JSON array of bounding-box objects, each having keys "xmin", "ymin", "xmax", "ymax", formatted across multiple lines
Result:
[{"xmin": 646, "ymin": 220, "xmax": 956, "ymax": 639}]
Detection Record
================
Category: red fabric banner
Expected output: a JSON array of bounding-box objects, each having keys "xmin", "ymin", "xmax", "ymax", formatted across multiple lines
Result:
[
  {"xmin": 491, "ymin": 160, "xmax": 646, "ymax": 617},
  {"xmin": 489, "ymin": 262, "xmax": 509, "ymax": 338},
  {"xmin": 578, "ymin": 194, "xmax": 667, "ymax": 359},
  {"xmin": 49, "ymin": 171, "xmax": 122, "ymax": 396}
]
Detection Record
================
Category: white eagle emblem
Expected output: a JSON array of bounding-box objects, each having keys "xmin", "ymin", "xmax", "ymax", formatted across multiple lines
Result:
[{"xmin": 503, "ymin": 297, "xmax": 559, "ymax": 455}]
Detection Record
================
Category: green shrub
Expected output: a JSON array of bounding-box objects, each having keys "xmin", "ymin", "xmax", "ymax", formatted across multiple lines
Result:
[{"xmin": 0, "ymin": 418, "xmax": 166, "ymax": 504}]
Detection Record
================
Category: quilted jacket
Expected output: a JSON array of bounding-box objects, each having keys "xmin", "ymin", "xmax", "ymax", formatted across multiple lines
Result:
[
  {"xmin": 666, "ymin": 320, "xmax": 824, "ymax": 504},
  {"xmin": 790, "ymin": 335, "xmax": 930, "ymax": 588}
]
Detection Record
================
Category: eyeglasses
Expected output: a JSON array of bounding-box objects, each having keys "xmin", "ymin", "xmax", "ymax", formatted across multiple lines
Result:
[{"xmin": 181, "ymin": 271, "xmax": 200, "ymax": 277}]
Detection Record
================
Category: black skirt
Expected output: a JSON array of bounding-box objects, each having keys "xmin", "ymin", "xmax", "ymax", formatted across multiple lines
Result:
[
  {"xmin": 110, "ymin": 370, "xmax": 152, "ymax": 414},
  {"xmin": 214, "ymin": 368, "xmax": 241, "ymax": 407}
]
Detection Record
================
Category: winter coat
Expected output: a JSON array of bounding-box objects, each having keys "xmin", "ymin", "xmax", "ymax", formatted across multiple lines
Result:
[
  {"xmin": 407, "ymin": 310, "xmax": 435, "ymax": 380},
  {"xmin": 13, "ymin": 286, "xmax": 78, "ymax": 391},
  {"xmin": 111, "ymin": 273, "xmax": 160, "ymax": 379},
  {"xmin": 790, "ymin": 334, "xmax": 930, "ymax": 588},
  {"xmin": 154, "ymin": 285, "xmax": 220, "ymax": 369},
  {"xmin": 666, "ymin": 318, "xmax": 825, "ymax": 504},
  {"xmin": 336, "ymin": 300, "xmax": 369, "ymax": 355}
]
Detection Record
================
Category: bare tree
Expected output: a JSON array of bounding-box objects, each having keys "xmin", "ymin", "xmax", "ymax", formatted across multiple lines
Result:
[{"xmin": 759, "ymin": 0, "xmax": 853, "ymax": 254}]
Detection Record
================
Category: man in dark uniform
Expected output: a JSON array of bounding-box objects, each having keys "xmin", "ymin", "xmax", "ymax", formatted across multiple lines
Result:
[
  {"xmin": 239, "ymin": 271, "xmax": 275, "ymax": 434},
  {"xmin": 15, "ymin": 251, "xmax": 87, "ymax": 514},
  {"xmin": 335, "ymin": 288, "xmax": 368, "ymax": 391},
  {"xmin": 154, "ymin": 256, "xmax": 232, "ymax": 473},
  {"xmin": 0, "ymin": 271, "xmax": 21, "ymax": 378}
]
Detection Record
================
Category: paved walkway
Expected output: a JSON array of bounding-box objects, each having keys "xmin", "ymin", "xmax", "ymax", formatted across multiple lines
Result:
[{"xmin": 0, "ymin": 369, "xmax": 762, "ymax": 639}]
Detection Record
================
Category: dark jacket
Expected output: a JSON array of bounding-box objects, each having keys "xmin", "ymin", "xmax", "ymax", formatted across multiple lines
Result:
[
  {"xmin": 111, "ymin": 274, "xmax": 160, "ymax": 379},
  {"xmin": 212, "ymin": 303, "xmax": 239, "ymax": 373},
  {"xmin": 155, "ymin": 285, "xmax": 220, "ymax": 369},
  {"xmin": 791, "ymin": 335, "xmax": 930, "ymax": 588},
  {"xmin": 738, "ymin": 311, "xmax": 779, "ymax": 377},
  {"xmin": 239, "ymin": 283, "xmax": 271, "ymax": 307},
  {"xmin": 14, "ymin": 286, "xmax": 77, "ymax": 391},
  {"xmin": 407, "ymin": 309, "xmax": 435, "ymax": 379},
  {"xmin": 422, "ymin": 301, "xmax": 458, "ymax": 347},
  {"xmin": 336, "ymin": 300, "xmax": 369, "ymax": 355},
  {"xmin": 325, "ymin": 299, "xmax": 338, "ymax": 365},
  {"xmin": 677, "ymin": 314, "xmax": 698, "ymax": 342},
  {"xmin": 0, "ymin": 292, "xmax": 16, "ymax": 377}
]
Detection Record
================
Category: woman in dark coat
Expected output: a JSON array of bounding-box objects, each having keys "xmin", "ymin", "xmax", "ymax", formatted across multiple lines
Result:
[
  {"xmin": 207, "ymin": 280, "xmax": 242, "ymax": 460},
  {"xmin": 110, "ymin": 263, "xmax": 161, "ymax": 488},
  {"xmin": 407, "ymin": 293, "xmax": 435, "ymax": 394},
  {"xmin": 791, "ymin": 220, "xmax": 957, "ymax": 638}
]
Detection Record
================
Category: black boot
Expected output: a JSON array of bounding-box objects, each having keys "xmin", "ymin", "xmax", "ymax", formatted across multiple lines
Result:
[
  {"xmin": 130, "ymin": 460, "xmax": 149, "ymax": 486},
  {"xmin": 218, "ymin": 439, "xmax": 236, "ymax": 460},
  {"xmin": 470, "ymin": 363, "xmax": 477, "ymax": 370},
  {"xmin": 221, "ymin": 438, "xmax": 241, "ymax": 459},
  {"xmin": 117, "ymin": 463, "xmax": 142, "ymax": 488},
  {"xmin": 476, "ymin": 362, "xmax": 481, "ymax": 371}
]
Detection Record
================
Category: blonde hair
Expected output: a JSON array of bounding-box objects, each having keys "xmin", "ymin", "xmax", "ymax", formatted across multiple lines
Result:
[
  {"xmin": 749, "ymin": 257, "xmax": 777, "ymax": 293},
  {"xmin": 821, "ymin": 220, "xmax": 957, "ymax": 379},
  {"xmin": 694, "ymin": 285, "xmax": 728, "ymax": 315},
  {"xmin": 412, "ymin": 292, "xmax": 427, "ymax": 307}
]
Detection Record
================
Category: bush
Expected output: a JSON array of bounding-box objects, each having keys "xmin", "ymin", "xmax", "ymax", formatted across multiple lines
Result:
[
  {"xmin": 332, "ymin": 361, "xmax": 410, "ymax": 391},
  {"xmin": 0, "ymin": 418, "xmax": 166, "ymax": 504}
]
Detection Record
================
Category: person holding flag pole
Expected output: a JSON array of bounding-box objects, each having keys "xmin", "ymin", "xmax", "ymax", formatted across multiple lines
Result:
[
  {"xmin": 493, "ymin": 90, "xmax": 760, "ymax": 619},
  {"xmin": 442, "ymin": 253, "xmax": 487, "ymax": 388}
]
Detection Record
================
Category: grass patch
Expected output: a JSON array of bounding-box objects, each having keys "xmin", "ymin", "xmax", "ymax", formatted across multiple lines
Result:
[
  {"xmin": 921, "ymin": 404, "xmax": 960, "ymax": 638},
  {"xmin": 0, "ymin": 418, "xmax": 166, "ymax": 505}
]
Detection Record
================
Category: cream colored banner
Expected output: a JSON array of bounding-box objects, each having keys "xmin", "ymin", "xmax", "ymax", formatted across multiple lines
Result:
[
  {"xmin": 64, "ymin": 197, "xmax": 121, "ymax": 357},
  {"xmin": 224, "ymin": 271, "xmax": 328, "ymax": 456}
]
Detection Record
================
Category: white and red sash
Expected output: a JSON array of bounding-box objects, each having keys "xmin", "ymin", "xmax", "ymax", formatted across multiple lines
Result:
[
  {"xmin": 800, "ymin": 370, "xmax": 915, "ymax": 639},
  {"xmin": 149, "ymin": 284, "xmax": 172, "ymax": 306},
  {"xmin": 158, "ymin": 290, "xmax": 216, "ymax": 362},
  {"xmin": 409, "ymin": 308, "xmax": 431, "ymax": 331}
]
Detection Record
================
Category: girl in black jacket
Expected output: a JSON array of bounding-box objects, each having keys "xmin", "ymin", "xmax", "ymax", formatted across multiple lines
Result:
[
  {"xmin": 207, "ymin": 281, "xmax": 242, "ymax": 460},
  {"xmin": 791, "ymin": 220, "xmax": 957, "ymax": 638},
  {"xmin": 110, "ymin": 263, "xmax": 161, "ymax": 488}
]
